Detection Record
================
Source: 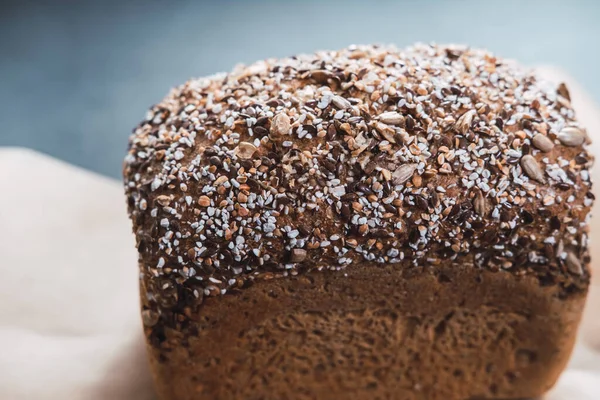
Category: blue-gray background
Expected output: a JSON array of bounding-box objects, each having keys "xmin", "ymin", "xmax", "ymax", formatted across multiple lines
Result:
[{"xmin": 1, "ymin": 0, "xmax": 599, "ymax": 178}]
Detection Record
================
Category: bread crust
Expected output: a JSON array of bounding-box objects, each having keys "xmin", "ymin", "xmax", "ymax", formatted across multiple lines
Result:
[
  {"xmin": 124, "ymin": 44, "xmax": 593, "ymax": 399},
  {"xmin": 145, "ymin": 264, "xmax": 586, "ymax": 400}
]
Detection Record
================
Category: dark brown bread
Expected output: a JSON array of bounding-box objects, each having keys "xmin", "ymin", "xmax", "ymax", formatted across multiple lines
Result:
[{"xmin": 124, "ymin": 44, "xmax": 593, "ymax": 399}]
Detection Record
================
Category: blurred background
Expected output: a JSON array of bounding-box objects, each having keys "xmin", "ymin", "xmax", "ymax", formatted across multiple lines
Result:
[{"xmin": 1, "ymin": 0, "xmax": 599, "ymax": 178}]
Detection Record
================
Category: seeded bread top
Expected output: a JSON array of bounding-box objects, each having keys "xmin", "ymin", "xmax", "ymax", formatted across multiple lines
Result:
[{"xmin": 124, "ymin": 44, "xmax": 593, "ymax": 304}]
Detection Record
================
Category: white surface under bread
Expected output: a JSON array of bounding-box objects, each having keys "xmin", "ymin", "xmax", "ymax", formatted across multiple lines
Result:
[
  {"xmin": 0, "ymin": 68, "xmax": 598, "ymax": 399},
  {"xmin": 0, "ymin": 150, "xmax": 155, "ymax": 400}
]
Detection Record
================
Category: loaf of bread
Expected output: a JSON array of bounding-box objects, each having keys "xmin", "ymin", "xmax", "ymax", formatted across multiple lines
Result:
[{"xmin": 124, "ymin": 44, "xmax": 593, "ymax": 399}]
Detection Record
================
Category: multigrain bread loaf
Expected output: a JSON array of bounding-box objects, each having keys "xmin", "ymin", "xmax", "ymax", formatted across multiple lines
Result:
[{"xmin": 124, "ymin": 44, "xmax": 593, "ymax": 400}]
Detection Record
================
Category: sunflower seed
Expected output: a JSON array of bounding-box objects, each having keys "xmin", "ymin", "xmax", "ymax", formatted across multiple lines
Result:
[
  {"xmin": 290, "ymin": 248, "xmax": 307, "ymax": 263},
  {"xmin": 392, "ymin": 163, "xmax": 417, "ymax": 185},
  {"xmin": 520, "ymin": 155, "xmax": 545, "ymax": 183},
  {"xmin": 377, "ymin": 111, "xmax": 404, "ymax": 125},
  {"xmin": 270, "ymin": 113, "xmax": 291, "ymax": 136},
  {"xmin": 307, "ymin": 70, "xmax": 333, "ymax": 84},
  {"xmin": 235, "ymin": 142, "xmax": 258, "ymax": 159},
  {"xmin": 375, "ymin": 122, "xmax": 396, "ymax": 143},
  {"xmin": 531, "ymin": 134, "xmax": 554, "ymax": 152},
  {"xmin": 141, "ymin": 309, "xmax": 159, "ymax": 327},
  {"xmin": 473, "ymin": 189, "xmax": 487, "ymax": 217},
  {"xmin": 454, "ymin": 109, "xmax": 476, "ymax": 134},
  {"xmin": 331, "ymin": 95, "xmax": 351, "ymax": 109},
  {"xmin": 557, "ymin": 127, "xmax": 585, "ymax": 147},
  {"xmin": 565, "ymin": 251, "xmax": 583, "ymax": 275},
  {"xmin": 557, "ymin": 82, "xmax": 571, "ymax": 101}
]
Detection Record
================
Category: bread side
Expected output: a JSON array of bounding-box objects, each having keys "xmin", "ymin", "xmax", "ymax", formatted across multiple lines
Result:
[
  {"xmin": 145, "ymin": 264, "xmax": 586, "ymax": 399},
  {"xmin": 124, "ymin": 44, "xmax": 593, "ymax": 399}
]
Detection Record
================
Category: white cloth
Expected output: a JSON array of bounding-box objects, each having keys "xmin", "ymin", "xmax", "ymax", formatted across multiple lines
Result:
[
  {"xmin": 0, "ymin": 150, "xmax": 155, "ymax": 400},
  {"xmin": 0, "ymin": 68, "xmax": 598, "ymax": 399}
]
